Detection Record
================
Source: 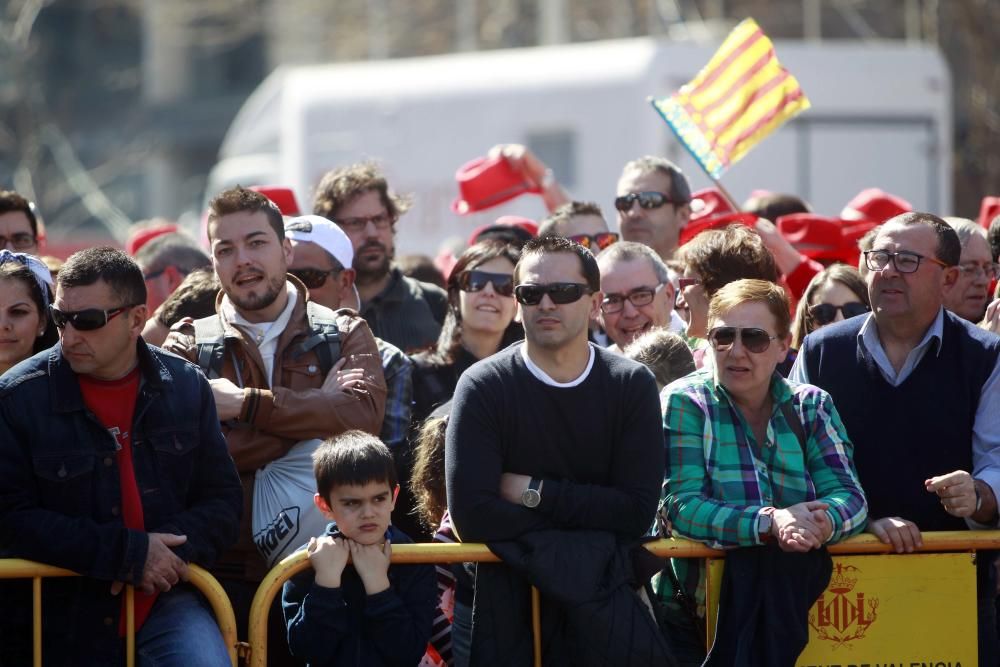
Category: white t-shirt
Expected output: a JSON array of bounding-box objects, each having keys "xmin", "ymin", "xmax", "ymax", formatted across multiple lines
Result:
[{"xmin": 221, "ymin": 282, "xmax": 298, "ymax": 388}]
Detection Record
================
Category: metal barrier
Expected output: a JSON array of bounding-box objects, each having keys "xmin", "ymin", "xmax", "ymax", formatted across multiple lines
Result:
[
  {"xmin": 245, "ymin": 530, "xmax": 1000, "ymax": 666},
  {"xmin": 0, "ymin": 559, "xmax": 239, "ymax": 667}
]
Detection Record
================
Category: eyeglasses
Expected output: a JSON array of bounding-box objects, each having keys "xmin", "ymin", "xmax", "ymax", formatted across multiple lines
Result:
[
  {"xmin": 601, "ymin": 283, "xmax": 667, "ymax": 314},
  {"xmin": 613, "ymin": 191, "xmax": 683, "ymax": 213},
  {"xmin": 678, "ymin": 277, "xmax": 702, "ymax": 291},
  {"xmin": 707, "ymin": 326, "xmax": 779, "ymax": 354},
  {"xmin": 957, "ymin": 261, "xmax": 1000, "ymax": 280},
  {"xmin": 333, "ymin": 212, "xmax": 395, "ymax": 234},
  {"xmin": 290, "ymin": 267, "xmax": 341, "ymax": 289},
  {"xmin": 808, "ymin": 302, "xmax": 869, "ymax": 326},
  {"xmin": 49, "ymin": 304, "xmax": 138, "ymax": 331},
  {"xmin": 864, "ymin": 250, "xmax": 950, "ymax": 274},
  {"xmin": 457, "ymin": 270, "xmax": 515, "ymax": 297},
  {"xmin": 0, "ymin": 233, "xmax": 38, "ymax": 250},
  {"xmin": 567, "ymin": 232, "xmax": 619, "ymax": 251},
  {"xmin": 514, "ymin": 283, "xmax": 594, "ymax": 306}
]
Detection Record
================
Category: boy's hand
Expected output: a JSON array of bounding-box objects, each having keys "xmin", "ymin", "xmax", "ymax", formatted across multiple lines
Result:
[
  {"xmin": 308, "ymin": 536, "xmax": 350, "ymax": 588},
  {"xmin": 349, "ymin": 538, "xmax": 391, "ymax": 595}
]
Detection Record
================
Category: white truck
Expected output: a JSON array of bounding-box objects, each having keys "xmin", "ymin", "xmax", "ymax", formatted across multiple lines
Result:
[{"xmin": 209, "ymin": 36, "xmax": 951, "ymax": 255}]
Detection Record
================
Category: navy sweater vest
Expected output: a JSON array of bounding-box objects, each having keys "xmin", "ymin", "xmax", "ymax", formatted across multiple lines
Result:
[{"xmin": 801, "ymin": 311, "xmax": 1000, "ymax": 531}]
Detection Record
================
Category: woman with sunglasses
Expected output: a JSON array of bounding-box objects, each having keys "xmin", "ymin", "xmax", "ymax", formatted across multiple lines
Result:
[
  {"xmin": 0, "ymin": 251, "xmax": 58, "ymax": 376},
  {"xmin": 410, "ymin": 241, "xmax": 523, "ymax": 427},
  {"xmin": 657, "ymin": 279, "xmax": 867, "ymax": 665},
  {"xmin": 790, "ymin": 264, "xmax": 870, "ymax": 349}
]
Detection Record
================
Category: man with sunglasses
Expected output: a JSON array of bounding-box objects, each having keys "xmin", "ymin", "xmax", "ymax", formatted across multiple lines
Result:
[
  {"xmin": 537, "ymin": 200, "xmax": 620, "ymax": 253},
  {"xmin": 792, "ymin": 212, "xmax": 1000, "ymax": 662},
  {"xmin": 134, "ymin": 231, "xmax": 210, "ymax": 318},
  {"xmin": 615, "ymin": 156, "xmax": 692, "ymax": 261},
  {"xmin": 0, "ymin": 247, "xmax": 242, "ymax": 665},
  {"xmin": 313, "ymin": 162, "xmax": 448, "ymax": 353},
  {"xmin": 446, "ymin": 236, "xmax": 667, "ymax": 663},
  {"xmin": 596, "ymin": 241, "xmax": 685, "ymax": 352}
]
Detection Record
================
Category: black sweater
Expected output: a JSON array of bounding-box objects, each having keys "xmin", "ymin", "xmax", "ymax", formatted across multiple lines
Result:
[{"xmin": 445, "ymin": 343, "xmax": 663, "ymax": 543}]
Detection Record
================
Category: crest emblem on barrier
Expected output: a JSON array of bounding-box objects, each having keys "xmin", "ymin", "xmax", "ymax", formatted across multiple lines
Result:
[{"xmin": 809, "ymin": 563, "xmax": 879, "ymax": 646}]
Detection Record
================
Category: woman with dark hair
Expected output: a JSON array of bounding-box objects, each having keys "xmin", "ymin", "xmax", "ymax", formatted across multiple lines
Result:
[
  {"xmin": 791, "ymin": 264, "xmax": 870, "ymax": 349},
  {"xmin": 0, "ymin": 250, "xmax": 57, "ymax": 376},
  {"xmin": 410, "ymin": 240, "xmax": 522, "ymax": 425}
]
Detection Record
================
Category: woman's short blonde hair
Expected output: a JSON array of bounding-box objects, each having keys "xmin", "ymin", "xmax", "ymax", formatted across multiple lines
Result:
[{"xmin": 708, "ymin": 279, "xmax": 791, "ymax": 338}]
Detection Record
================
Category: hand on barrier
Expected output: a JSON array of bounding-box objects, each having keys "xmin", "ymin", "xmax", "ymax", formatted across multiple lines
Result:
[
  {"xmin": 308, "ymin": 535, "xmax": 350, "ymax": 589},
  {"xmin": 209, "ymin": 377, "xmax": 246, "ymax": 421},
  {"xmin": 349, "ymin": 539, "xmax": 391, "ymax": 596},
  {"xmin": 925, "ymin": 470, "xmax": 977, "ymax": 518},
  {"xmin": 982, "ymin": 299, "xmax": 1000, "ymax": 334},
  {"xmin": 867, "ymin": 516, "xmax": 922, "ymax": 553},
  {"xmin": 115, "ymin": 533, "xmax": 189, "ymax": 596},
  {"xmin": 773, "ymin": 501, "xmax": 830, "ymax": 552}
]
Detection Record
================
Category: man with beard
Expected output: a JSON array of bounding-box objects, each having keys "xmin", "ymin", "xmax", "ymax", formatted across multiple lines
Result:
[
  {"xmin": 163, "ymin": 186, "xmax": 386, "ymax": 661},
  {"xmin": 313, "ymin": 162, "xmax": 448, "ymax": 353}
]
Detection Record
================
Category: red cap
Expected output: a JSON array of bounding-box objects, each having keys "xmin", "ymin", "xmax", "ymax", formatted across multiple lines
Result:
[
  {"xmin": 679, "ymin": 212, "xmax": 757, "ymax": 247},
  {"xmin": 689, "ymin": 188, "xmax": 736, "ymax": 222},
  {"xmin": 468, "ymin": 216, "xmax": 538, "ymax": 246},
  {"xmin": 776, "ymin": 214, "xmax": 851, "ymax": 263},
  {"xmin": 839, "ymin": 221, "xmax": 878, "ymax": 267},
  {"xmin": 125, "ymin": 222, "xmax": 178, "ymax": 256},
  {"xmin": 978, "ymin": 196, "xmax": 1000, "ymax": 230},
  {"xmin": 841, "ymin": 188, "xmax": 912, "ymax": 224},
  {"xmin": 452, "ymin": 156, "xmax": 541, "ymax": 215},
  {"xmin": 249, "ymin": 185, "xmax": 301, "ymax": 216}
]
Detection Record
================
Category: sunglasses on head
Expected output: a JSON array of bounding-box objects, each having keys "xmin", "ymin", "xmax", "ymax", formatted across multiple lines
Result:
[
  {"xmin": 614, "ymin": 191, "xmax": 681, "ymax": 213},
  {"xmin": 290, "ymin": 267, "xmax": 341, "ymax": 290},
  {"xmin": 514, "ymin": 283, "xmax": 594, "ymax": 306},
  {"xmin": 49, "ymin": 304, "xmax": 137, "ymax": 331},
  {"xmin": 707, "ymin": 326, "xmax": 779, "ymax": 354},
  {"xmin": 567, "ymin": 232, "xmax": 619, "ymax": 251},
  {"xmin": 457, "ymin": 270, "xmax": 515, "ymax": 297},
  {"xmin": 808, "ymin": 302, "xmax": 869, "ymax": 326}
]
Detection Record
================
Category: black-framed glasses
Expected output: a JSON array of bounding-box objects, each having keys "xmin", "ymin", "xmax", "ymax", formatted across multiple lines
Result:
[
  {"xmin": 0, "ymin": 233, "xmax": 37, "ymax": 250},
  {"xmin": 808, "ymin": 302, "xmax": 870, "ymax": 326},
  {"xmin": 707, "ymin": 326, "xmax": 779, "ymax": 354},
  {"xmin": 457, "ymin": 270, "xmax": 515, "ymax": 297},
  {"xmin": 957, "ymin": 261, "xmax": 1000, "ymax": 280},
  {"xmin": 614, "ymin": 191, "xmax": 683, "ymax": 213},
  {"xmin": 864, "ymin": 250, "xmax": 950, "ymax": 274},
  {"xmin": 333, "ymin": 212, "xmax": 395, "ymax": 234},
  {"xmin": 290, "ymin": 267, "xmax": 341, "ymax": 289},
  {"xmin": 514, "ymin": 282, "xmax": 593, "ymax": 306},
  {"xmin": 568, "ymin": 232, "xmax": 619, "ymax": 251},
  {"xmin": 49, "ymin": 304, "xmax": 138, "ymax": 331},
  {"xmin": 601, "ymin": 283, "xmax": 667, "ymax": 314}
]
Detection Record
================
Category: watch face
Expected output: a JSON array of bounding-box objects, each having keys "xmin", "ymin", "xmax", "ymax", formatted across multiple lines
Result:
[{"xmin": 522, "ymin": 489, "xmax": 541, "ymax": 508}]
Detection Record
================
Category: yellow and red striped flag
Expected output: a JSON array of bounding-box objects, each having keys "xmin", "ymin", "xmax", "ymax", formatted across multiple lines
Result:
[{"xmin": 651, "ymin": 18, "xmax": 810, "ymax": 179}]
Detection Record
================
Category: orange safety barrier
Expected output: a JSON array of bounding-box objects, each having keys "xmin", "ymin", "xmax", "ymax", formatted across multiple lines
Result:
[
  {"xmin": 0, "ymin": 560, "xmax": 239, "ymax": 667},
  {"xmin": 246, "ymin": 530, "xmax": 1000, "ymax": 666}
]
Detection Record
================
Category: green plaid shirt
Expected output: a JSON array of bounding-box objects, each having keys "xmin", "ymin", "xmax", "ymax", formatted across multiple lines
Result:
[{"xmin": 654, "ymin": 368, "xmax": 867, "ymax": 613}]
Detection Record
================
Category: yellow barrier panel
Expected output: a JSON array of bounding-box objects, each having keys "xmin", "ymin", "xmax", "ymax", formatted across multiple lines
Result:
[
  {"xmin": 0, "ymin": 560, "xmax": 239, "ymax": 667},
  {"xmin": 247, "ymin": 531, "xmax": 1000, "ymax": 666}
]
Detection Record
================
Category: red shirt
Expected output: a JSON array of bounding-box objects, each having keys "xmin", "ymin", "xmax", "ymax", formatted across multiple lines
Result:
[{"xmin": 78, "ymin": 366, "xmax": 157, "ymax": 634}]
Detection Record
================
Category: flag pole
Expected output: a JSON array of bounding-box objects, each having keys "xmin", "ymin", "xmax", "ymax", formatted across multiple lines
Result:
[{"xmin": 708, "ymin": 176, "xmax": 741, "ymax": 211}]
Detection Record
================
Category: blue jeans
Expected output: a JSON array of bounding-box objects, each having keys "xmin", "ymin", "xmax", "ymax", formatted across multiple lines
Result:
[{"xmin": 135, "ymin": 587, "xmax": 231, "ymax": 667}]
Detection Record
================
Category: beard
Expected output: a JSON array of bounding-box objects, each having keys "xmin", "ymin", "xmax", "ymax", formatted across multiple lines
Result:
[
  {"xmin": 229, "ymin": 273, "xmax": 286, "ymax": 313},
  {"xmin": 354, "ymin": 241, "xmax": 393, "ymax": 284}
]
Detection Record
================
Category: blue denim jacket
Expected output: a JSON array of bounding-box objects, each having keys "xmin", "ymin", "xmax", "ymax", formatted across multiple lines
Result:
[{"xmin": 0, "ymin": 340, "xmax": 243, "ymax": 665}]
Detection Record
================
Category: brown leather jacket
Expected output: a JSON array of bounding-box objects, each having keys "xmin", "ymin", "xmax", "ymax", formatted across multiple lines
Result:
[{"xmin": 163, "ymin": 278, "xmax": 386, "ymax": 579}]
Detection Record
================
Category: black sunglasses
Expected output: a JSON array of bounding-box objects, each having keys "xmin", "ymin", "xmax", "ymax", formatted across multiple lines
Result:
[
  {"xmin": 614, "ymin": 191, "xmax": 683, "ymax": 213},
  {"xmin": 808, "ymin": 302, "xmax": 869, "ymax": 326},
  {"xmin": 707, "ymin": 326, "xmax": 779, "ymax": 354},
  {"xmin": 49, "ymin": 305, "xmax": 138, "ymax": 331},
  {"xmin": 457, "ymin": 270, "xmax": 515, "ymax": 297},
  {"xmin": 514, "ymin": 283, "xmax": 594, "ymax": 306},
  {"xmin": 567, "ymin": 232, "xmax": 619, "ymax": 251},
  {"xmin": 290, "ymin": 267, "xmax": 341, "ymax": 290}
]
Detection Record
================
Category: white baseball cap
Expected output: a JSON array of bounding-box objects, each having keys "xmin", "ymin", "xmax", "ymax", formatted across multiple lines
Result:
[{"xmin": 284, "ymin": 215, "xmax": 354, "ymax": 270}]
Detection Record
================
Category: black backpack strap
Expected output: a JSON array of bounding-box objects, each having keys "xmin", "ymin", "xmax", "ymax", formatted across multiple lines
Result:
[
  {"xmin": 192, "ymin": 315, "xmax": 227, "ymax": 379},
  {"xmin": 293, "ymin": 302, "xmax": 343, "ymax": 376}
]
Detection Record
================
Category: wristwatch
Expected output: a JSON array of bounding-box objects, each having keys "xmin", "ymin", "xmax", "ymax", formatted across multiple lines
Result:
[
  {"xmin": 521, "ymin": 478, "xmax": 543, "ymax": 509},
  {"xmin": 758, "ymin": 507, "xmax": 777, "ymax": 543}
]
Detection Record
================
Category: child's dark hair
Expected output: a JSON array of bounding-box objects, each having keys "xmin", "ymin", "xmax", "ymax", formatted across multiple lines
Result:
[
  {"xmin": 313, "ymin": 430, "xmax": 398, "ymax": 501},
  {"xmin": 410, "ymin": 415, "xmax": 449, "ymax": 530}
]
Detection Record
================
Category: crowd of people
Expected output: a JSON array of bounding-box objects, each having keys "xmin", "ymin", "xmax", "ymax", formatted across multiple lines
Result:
[{"xmin": 0, "ymin": 141, "xmax": 999, "ymax": 666}]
